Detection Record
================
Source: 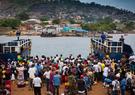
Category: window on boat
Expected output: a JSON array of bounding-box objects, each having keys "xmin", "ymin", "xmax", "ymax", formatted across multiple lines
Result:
[
  {"xmin": 108, "ymin": 42, "xmax": 111, "ymax": 46},
  {"xmin": 118, "ymin": 47, "xmax": 122, "ymax": 53},
  {"xmin": 4, "ymin": 47, "xmax": 10, "ymax": 53},
  {"xmin": 111, "ymin": 47, "xmax": 116, "ymax": 52},
  {"xmin": 11, "ymin": 47, "xmax": 15, "ymax": 52},
  {"xmin": 8, "ymin": 42, "xmax": 18, "ymax": 46},
  {"xmin": 118, "ymin": 42, "xmax": 122, "ymax": 46},
  {"xmin": 0, "ymin": 44, "xmax": 3, "ymax": 53},
  {"xmin": 111, "ymin": 42, "xmax": 117, "ymax": 46},
  {"xmin": 106, "ymin": 47, "xmax": 110, "ymax": 53}
]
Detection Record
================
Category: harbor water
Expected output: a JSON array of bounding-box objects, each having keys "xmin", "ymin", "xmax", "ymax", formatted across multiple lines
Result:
[{"xmin": 0, "ymin": 34, "xmax": 135, "ymax": 58}]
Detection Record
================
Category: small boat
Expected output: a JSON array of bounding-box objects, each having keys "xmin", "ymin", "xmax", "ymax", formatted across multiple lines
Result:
[
  {"xmin": 90, "ymin": 35, "xmax": 134, "ymax": 61},
  {"xmin": 0, "ymin": 36, "xmax": 31, "ymax": 61},
  {"xmin": 94, "ymin": 35, "xmax": 113, "ymax": 38},
  {"xmin": 40, "ymin": 32, "xmax": 57, "ymax": 37}
]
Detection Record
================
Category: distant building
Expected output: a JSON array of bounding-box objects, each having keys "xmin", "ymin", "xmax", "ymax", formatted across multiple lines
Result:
[
  {"xmin": 43, "ymin": 20, "xmax": 52, "ymax": 24},
  {"xmin": 42, "ymin": 25, "xmax": 62, "ymax": 33},
  {"xmin": 67, "ymin": 24, "xmax": 81, "ymax": 28},
  {"xmin": 19, "ymin": 24, "xmax": 28, "ymax": 31},
  {"xmin": 113, "ymin": 19, "xmax": 120, "ymax": 23},
  {"xmin": 34, "ymin": 24, "xmax": 43, "ymax": 32},
  {"xmin": 21, "ymin": 19, "xmax": 43, "ymax": 32},
  {"xmin": 62, "ymin": 24, "xmax": 88, "ymax": 33},
  {"xmin": 22, "ymin": 19, "xmax": 42, "ymax": 24},
  {"xmin": 62, "ymin": 24, "xmax": 83, "ymax": 32}
]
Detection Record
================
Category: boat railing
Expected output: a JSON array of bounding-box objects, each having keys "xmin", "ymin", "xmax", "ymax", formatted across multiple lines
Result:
[
  {"xmin": 18, "ymin": 39, "xmax": 31, "ymax": 47},
  {"xmin": 91, "ymin": 37, "xmax": 123, "ymax": 53},
  {"xmin": 4, "ymin": 39, "xmax": 31, "ymax": 46},
  {"xmin": 2, "ymin": 39, "xmax": 31, "ymax": 53}
]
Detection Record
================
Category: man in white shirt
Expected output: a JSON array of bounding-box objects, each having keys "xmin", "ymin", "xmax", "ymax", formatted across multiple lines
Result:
[
  {"xmin": 58, "ymin": 60, "xmax": 64, "ymax": 74},
  {"xmin": 111, "ymin": 77, "xmax": 120, "ymax": 95},
  {"xmin": 93, "ymin": 62, "xmax": 100, "ymax": 82},
  {"xmin": 103, "ymin": 66, "xmax": 110, "ymax": 83},
  {"xmin": 103, "ymin": 66, "xmax": 110, "ymax": 77},
  {"xmin": 28, "ymin": 64, "xmax": 37, "ymax": 88},
  {"xmin": 33, "ymin": 74, "xmax": 42, "ymax": 95},
  {"xmin": 98, "ymin": 61, "xmax": 102, "ymax": 81},
  {"xmin": 43, "ymin": 68, "xmax": 51, "ymax": 91}
]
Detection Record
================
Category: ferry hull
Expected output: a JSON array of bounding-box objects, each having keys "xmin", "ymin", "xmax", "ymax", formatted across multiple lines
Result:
[
  {"xmin": 0, "ymin": 52, "xmax": 17, "ymax": 61},
  {"xmin": 93, "ymin": 49, "xmax": 122, "ymax": 61},
  {"xmin": 93, "ymin": 43, "xmax": 133, "ymax": 61},
  {"xmin": 0, "ymin": 48, "xmax": 31, "ymax": 61}
]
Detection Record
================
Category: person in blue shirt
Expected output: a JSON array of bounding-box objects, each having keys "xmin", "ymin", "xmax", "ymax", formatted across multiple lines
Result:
[
  {"xmin": 120, "ymin": 77, "xmax": 127, "ymax": 95},
  {"xmin": 53, "ymin": 71, "xmax": 61, "ymax": 95},
  {"xmin": 35, "ymin": 62, "xmax": 43, "ymax": 77},
  {"xmin": 101, "ymin": 32, "xmax": 106, "ymax": 43},
  {"xmin": 83, "ymin": 74, "xmax": 91, "ymax": 90}
]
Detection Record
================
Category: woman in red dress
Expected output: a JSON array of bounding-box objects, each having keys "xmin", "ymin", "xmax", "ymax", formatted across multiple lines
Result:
[{"xmin": 49, "ymin": 67, "xmax": 55, "ymax": 94}]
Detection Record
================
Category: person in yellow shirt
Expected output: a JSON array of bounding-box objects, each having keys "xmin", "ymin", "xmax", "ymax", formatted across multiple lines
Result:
[
  {"xmin": 101, "ymin": 60, "xmax": 105, "ymax": 71},
  {"xmin": 111, "ymin": 59, "xmax": 116, "ymax": 71},
  {"xmin": 101, "ymin": 60, "xmax": 105, "ymax": 82}
]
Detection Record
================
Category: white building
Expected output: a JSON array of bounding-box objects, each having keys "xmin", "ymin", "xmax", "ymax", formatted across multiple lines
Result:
[{"xmin": 42, "ymin": 25, "xmax": 63, "ymax": 33}]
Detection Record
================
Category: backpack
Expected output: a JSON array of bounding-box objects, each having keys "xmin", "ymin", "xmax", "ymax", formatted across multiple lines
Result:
[
  {"xmin": 114, "ymin": 80, "xmax": 119, "ymax": 91},
  {"xmin": 127, "ymin": 78, "xmax": 131, "ymax": 89}
]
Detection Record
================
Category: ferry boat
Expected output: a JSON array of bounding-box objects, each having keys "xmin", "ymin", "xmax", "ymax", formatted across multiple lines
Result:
[
  {"xmin": 90, "ymin": 35, "xmax": 134, "ymax": 61},
  {"xmin": 0, "ymin": 32, "xmax": 31, "ymax": 61}
]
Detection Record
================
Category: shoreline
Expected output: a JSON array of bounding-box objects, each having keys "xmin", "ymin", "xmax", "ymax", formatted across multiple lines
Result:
[{"xmin": 0, "ymin": 33, "xmax": 135, "ymax": 37}]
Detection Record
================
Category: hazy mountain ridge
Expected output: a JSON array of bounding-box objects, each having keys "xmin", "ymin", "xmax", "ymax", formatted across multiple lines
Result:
[{"xmin": 0, "ymin": 0, "xmax": 135, "ymax": 21}]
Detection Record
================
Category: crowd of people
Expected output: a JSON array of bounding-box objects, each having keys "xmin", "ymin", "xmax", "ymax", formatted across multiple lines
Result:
[{"xmin": 0, "ymin": 53, "xmax": 135, "ymax": 95}]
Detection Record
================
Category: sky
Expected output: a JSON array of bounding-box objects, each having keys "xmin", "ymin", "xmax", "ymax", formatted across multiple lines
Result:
[{"xmin": 80, "ymin": 0, "xmax": 135, "ymax": 13}]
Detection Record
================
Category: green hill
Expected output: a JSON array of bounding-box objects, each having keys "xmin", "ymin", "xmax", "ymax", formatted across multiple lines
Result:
[{"xmin": 0, "ymin": 0, "xmax": 135, "ymax": 21}]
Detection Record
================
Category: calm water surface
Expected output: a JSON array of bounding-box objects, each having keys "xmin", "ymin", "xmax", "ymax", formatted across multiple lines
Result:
[{"xmin": 0, "ymin": 34, "xmax": 135, "ymax": 58}]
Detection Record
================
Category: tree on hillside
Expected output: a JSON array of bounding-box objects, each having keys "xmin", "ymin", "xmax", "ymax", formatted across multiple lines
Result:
[
  {"xmin": 40, "ymin": 16, "xmax": 49, "ymax": 21},
  {"xmin": 52, "ymin": 19, "xmax": 60, "ymax": 24},
  {"xmin": 69, "ymin": 19, "xmax": 76, "ymax": 24},
  {"xmin": 99, "ymin": 17, "xmax": 113, "ymax": 24},
  {"xmin": 81, "ymin": 23, "xmax": 91, "ymax": 31},
  {"xmin": 0, "ymin": 19, "xmax": 21, "ymax": 29},
  {"xmin": 125, "ymin": 22, "xmax": 135, "ymax": 31},
  {"xmin": 121, "ymin": 22, "xmax": 135, "ymax": 32},
  {"xmin": 16, "ymin": 12, "xmax": 29, "ymax": 21},
  {"xmin": 96, "ymin": 22, "xmax": 116, "ymax": 32},
  {"xmin": 12, "ymin": 0, "xmax": 42, "ymax": 5},
  {"xmin": 42, "ymin": 22, "xmax": 49, "ymax": 26},
  {"xmin": 89, "ymin": 24, "xmax": 97, "ymax": 31}
]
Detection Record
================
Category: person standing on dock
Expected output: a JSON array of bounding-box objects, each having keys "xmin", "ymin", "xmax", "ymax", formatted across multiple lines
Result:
[
  {"xmin": 43, "ymin": 68, "xmax": 51, "ymax": 91},
  {"xmin": 120, "ymin": 76, "xmax": 127, "ymax": 95},
  {"xmin": 111, "ymin": 76, "xmax": 120, "ymax": 95},
  {"xmin": 101, "ymin": 32, "xmax": 107, "ymax": 43},
  {"xmin": 28, "ymin": 64, "xmax": 37, "ymax": 89},
  {"xmin": 33, "ymin": 74, "xmax": 42, "ymax": 95},
  {"xmin": 119, "ymin": 35, "xmax": 124, "ymax": 43},
  {"xmin": 53, "ymin": 71, "xmax": 61, "ymax": 95}
]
